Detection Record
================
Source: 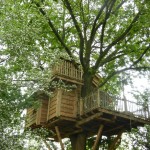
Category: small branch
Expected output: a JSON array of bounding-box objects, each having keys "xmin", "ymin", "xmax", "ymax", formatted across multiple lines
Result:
[
  {"xmin": 33, "ymin": 1, "xmax": 75, "ymax": 63},
  {"xmin": 131, "ymin": 44, "xmax": 150, "ymax": 67},
  {"xmin": 94, "ymin": 11, "xmax": 141, "ymax": 70},
  {"xmin": 100, "ymin": 0, "xmax": 116, "ymax": 53},
  {"xmin": 112, "ymin": 0, "xmax": 127, "ymax": 14},
  {"xmin": 105, "ymin": 11, "xmax": 141, "ymax": 54},
  {"xmin": 99, "ymin": 53, "xmax": 126, "ymax": 67},
  {"xmin": 62, "ymin": 0, "xmax": 85, "ymax": 68},
  {"xmin": 62, "ymin": 4, "xmax": 66, "ymax": 41},
  {"xmin": 43, "ymin": 140, "xmax": 52, "ymax": 150},
  {"xmin": 99, "ymin": 66, "xmax": 150, "ymax": 87},
  {"xmin": 90, "ymin": 0, "xmax": 110, "ymax": 44},
  {"xmin": 0, "ymin": 57, "xmax": 9, "ymax": 63}
]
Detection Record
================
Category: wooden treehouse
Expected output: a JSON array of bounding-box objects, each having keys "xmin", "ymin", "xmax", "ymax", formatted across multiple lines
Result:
[{"xmin": 26, "ymin": 59, "xmax": 150, "ymax": 149}]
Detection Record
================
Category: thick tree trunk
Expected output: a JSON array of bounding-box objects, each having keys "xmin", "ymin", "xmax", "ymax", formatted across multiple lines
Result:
[
  {"xmin": 81, "ymin": 72, "xmax": 94, "ymax": 97},
  {"xmin": 70, "ymin": 132, "xmax": 87, "ymax": 150},
  {"xmin": 70, "ymin": 72, "xmax": 94, "ymax": 150}
]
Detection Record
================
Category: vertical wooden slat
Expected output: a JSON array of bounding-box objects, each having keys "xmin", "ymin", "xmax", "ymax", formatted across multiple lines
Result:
[
  {"xmin": 73, "ymin": 90, "xmax": 77, "ymax": 117},
  {"xmin": 124, "ymin": 96, "xmax": 128, "ymax": 112},
  {"xmin": 47, "ymin": 97, "xmax": 50, "ymax": 121},
  {"xmin": 36, "ymin": 106, "xmax": 41, "ymax": 125},
  {"xmin": 147, "ymin": 105, "xmax": 150, "ymax": 118},
  {"xmin": 56, "ymin": 89, "xmax": 62, "ymax": 117},
  {"xmin": 64, "ymin": 61, "xmax": 68, "ymax": 76},
  {"xmin": 80, "ymin": 99, "xmax": 83, "ymax": 115},
  {"xmin": 97, "ymin": 90, "xmax": 100, "ymax": 107}
]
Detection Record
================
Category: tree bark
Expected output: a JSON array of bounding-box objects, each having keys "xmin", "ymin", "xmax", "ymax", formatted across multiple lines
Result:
[
  {"xmin": 70, "ymin": 71, "xmax": 94, "ymax": 150},
  {"xmin": 81, "ymin": 72, "xmax": 94, "ymax": 97},
  {"xmin": 70, "ymin": 132, "xmax": 87, "ymax": 150}
]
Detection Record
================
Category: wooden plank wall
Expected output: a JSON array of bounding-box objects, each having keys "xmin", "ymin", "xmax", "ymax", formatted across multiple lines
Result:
[
  {"xmin": 40, "ymin": 99, "xmax": 49, "ymax": 123},
  {"xmin": 26, "ymin": 97, "xmax": 49, "ymax": 127},
  {"xmin": 47, "ymin": 89, "xmax": 78, "ymax": 120},
  {"xmin": 60, "ymin": 90, "xmax": 77, "ymax": 118},
  {"xmin": 47, "ymin": 91, "xmax": 57, "ymax": 120},
  {"xmin": 26, "ymin": 108, "xmax": 37, "ymax": 127}
]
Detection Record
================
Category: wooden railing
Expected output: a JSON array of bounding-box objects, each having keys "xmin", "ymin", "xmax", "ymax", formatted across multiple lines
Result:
[
  {"xmin": 81, "ymin": 90, "xmax": 150, "ymax": 120},
  {"xmin": 52, "ymin": 59, "xmax": 83, "ymax": 82}
]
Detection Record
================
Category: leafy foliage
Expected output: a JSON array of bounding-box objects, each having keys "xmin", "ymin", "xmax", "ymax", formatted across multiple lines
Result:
[{"xmin": 0, "ymin": 0, "xmax": 150, "ymax": 149}]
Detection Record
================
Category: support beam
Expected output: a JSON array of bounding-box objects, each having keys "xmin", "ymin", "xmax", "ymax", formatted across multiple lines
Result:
[
  {"xmin": 55, "ymin": 126, "xmax": 64, "ymax": 150},
  {"xmin": 76, "ymin": 112, "xmax": 103, "ymax": 126},
  {"xmin": 108, "ymin": 130, "xmax": 124, "ymax": 150},
  {"xmin": 103, "ymin": 125, "xmax": 124, "ymax": 135},
  {"xmin": 92, "ymin": 124, "xmax": 104, "ymax": 150},
  {"xmin": 43, "ymin": 140, "xmax": 52, "ymax": 150}
]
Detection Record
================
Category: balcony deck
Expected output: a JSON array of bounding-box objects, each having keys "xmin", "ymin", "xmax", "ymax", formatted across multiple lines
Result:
[
  {"xmin": 77, "ymin": 90, "xmax": 150, "ymax": 137},
  {"xmin": 45, "ymin": 90, "xmax": 150, "ymax": 140},
  {"xmin": 81, "ymin": 90, "xmax": 150, "ymax": 120}
]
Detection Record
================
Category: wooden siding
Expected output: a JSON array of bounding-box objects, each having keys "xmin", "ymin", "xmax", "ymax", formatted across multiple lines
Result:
[
  {"xmin": 40, "ymin": 100, "xmax": 48, "ymax": 123},
  {"xmin": 26, "ymin": 108, "xmax": 37, "ymax": 127},
  {"xmin": 47, "ymin": 89, "xmax": 77, "ymax": 121},
  {"xmin": 60, "ymin": 90, "xmax": 77, "ymax": 118},
  {"xmin": 26, "ymin": 98, "xmax": 49, "ymax": 127},
  {"xmin": 47, "ymin": 91, "xmax": 57, "ymax": 120}
]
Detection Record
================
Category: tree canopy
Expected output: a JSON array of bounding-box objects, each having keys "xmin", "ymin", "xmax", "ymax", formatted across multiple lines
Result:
[
  {"xmin": 1, "ymin": 0, "xmax": 150, "ymax": 90},
  {"xmin": 0, "ymin": 0, "xmax": 150, "ymax": 150}
]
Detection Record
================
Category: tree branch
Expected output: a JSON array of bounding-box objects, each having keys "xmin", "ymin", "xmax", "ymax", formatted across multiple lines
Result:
[
  {"xmin": 94, "ymin": 11, "xmax": 141, "ymax": 70},
  {"xmin": 90, "ymin": 0, "xmax": 110, "ymax": 44},
  {"xmin": 98, "ymin": 44, "xmax": 150, "ymax": 87},
  {"xmin": 33, "ymin": 1, "xmax": 75, "ymax": 63},
  {"xmin": 112, "ymin": 0, "xmax": 127, "ymax": 14},
  {"xmin": 99, "ymin": 66, "xmax": 150, "ymax": 87},
  {"xmin": 62, "ymin": 0, "xmax": 85, "ymax": 68},
  {"xmin": 100, "ymin": 0, "xmax": 116, "ymax": 53},
  {"xmin": 99, "ymin": 53, "xmax": 126, "ymax": 67},
  {"xmin": 131, "ymin": 44, "xmax": 150, "ymax": 67}
]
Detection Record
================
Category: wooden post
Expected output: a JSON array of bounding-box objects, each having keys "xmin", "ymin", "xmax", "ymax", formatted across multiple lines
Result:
[
  {"xmin": 92, "ymin": 124, "xmax": 104, "ymax": 150},
  {"xmin": 56, "ymin": 89, "xmax": 62, "ymax": 117},
  {"xmin": 55, "ymin": 126, "xmax": 64, "ymax": 150},
  {"xmin": 147, "ymin": 104, "xmax": 150, "ymax": 119},
  {"xmin": 47, "ymin": 97, "xmax": 50, "ymax": 121},
  {"xmin": 36, "ymin": 104, "xmax": 42, "ymax": 125},
  {"xmin": 108, "ymin": 130, "xmax": 124, "ymax": 150},
  {"xmin": 80, "ymin": 99, "xmax": 83, "ymax": 115},
  {"xmin": 124, "ymin": 96, "xmax": 128, "ymax": 112},
  {"xmin": 43, "ymin": 140, "xmax": 52, "ymax": 150},
  {"xmin": 73, "ymin": 90, "xmax": 77, "ymax": 117},
  {"xmin": 97, "ymin": 89, "xmax": 100, "ymax": 107}
]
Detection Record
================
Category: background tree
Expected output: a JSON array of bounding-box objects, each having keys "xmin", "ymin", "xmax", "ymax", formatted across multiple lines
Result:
[{"xmin": 0, "ymin": 0, "xmax": 150, "ymax": 150}]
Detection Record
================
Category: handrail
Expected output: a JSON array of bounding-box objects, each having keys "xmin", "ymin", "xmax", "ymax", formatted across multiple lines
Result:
[
  {"xmin": 52, "ymin": 59, "xmax": 83, "ymax": 81},
  {"xmin": 81, "ymin": 89, "xmax": 150, "ymax": 120}
]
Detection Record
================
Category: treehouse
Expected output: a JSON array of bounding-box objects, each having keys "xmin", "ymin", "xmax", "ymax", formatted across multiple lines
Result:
[
  {"xmin": 26, "ymin": 91, "xmax": 49, "ymax": 127},
  {"xmin": 26, "ymin": 59, "xmax": 150, "ymax": 149}
]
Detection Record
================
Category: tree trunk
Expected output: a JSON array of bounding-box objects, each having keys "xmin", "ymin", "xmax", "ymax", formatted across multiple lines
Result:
[
  {"xmin": 70, "ymin": 72, "xmax": 94, "ymax": 150},
  {"xmin": 70, "ymin": 132, "xmax": 87, "ymax": 150},
  {"xmin": 81, "ymin": 72, "xmax": 94, "ymax": 97}
]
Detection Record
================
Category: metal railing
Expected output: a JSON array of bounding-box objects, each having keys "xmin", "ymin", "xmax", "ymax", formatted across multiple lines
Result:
[{"xmin": 82, "ymin": 90, "xmax": 150, "ymax": 120}]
